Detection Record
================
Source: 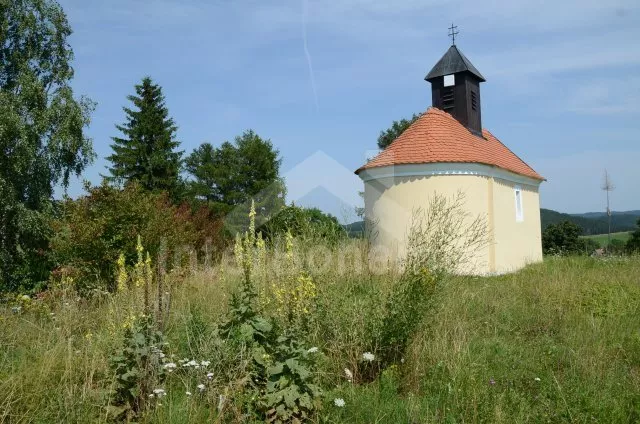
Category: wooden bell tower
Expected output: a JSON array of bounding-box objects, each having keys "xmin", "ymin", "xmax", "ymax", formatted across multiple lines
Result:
[{"xmin": 425, "ymin": 25, "xmax": 486, "ymax": 136}]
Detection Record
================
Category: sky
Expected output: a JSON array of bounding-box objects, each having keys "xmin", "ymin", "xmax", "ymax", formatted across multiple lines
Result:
[{"xmin": 57, "ymin": 0, "xmax": 640, "ymax": 221}]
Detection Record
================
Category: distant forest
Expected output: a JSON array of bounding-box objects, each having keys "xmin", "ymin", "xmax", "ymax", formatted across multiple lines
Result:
[
  {"xmin": 540, "ymin": 209, "xmax": 640, "ymax": 235},
  {"xmin": 345, "ymin": 209, "xmax": 640, "ymax": 237}
]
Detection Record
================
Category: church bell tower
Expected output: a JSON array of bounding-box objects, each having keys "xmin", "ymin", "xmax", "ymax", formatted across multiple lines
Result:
[{"xmin": 425, "ymin": 25, "xmax": 485, "ymax": 136}]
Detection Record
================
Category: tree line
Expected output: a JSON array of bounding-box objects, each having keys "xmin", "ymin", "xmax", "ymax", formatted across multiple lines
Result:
[
  {"xmin": 104, "ymin": 76, "xmax": 285, "ymax": 214},
  {"xmin": 0, "ymin": 0, "xmax": 293, "ymax": 292}
]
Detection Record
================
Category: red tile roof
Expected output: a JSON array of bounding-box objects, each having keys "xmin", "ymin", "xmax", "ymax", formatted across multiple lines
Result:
[{"xmin": 356, "ymin": 107, "xmax": 544, "ymax": 180}]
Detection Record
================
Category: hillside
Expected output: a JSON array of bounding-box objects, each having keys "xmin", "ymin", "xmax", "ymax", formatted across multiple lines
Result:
[
  {"xmin": 541, "ymin": 209, "xmax": 640, "ymax": 235},
  {"xmin": 572, "ymin": 210, "xmax": 640, "ymax": 219}
]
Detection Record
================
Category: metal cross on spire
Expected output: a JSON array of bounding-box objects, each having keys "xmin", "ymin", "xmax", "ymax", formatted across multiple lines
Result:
[{"xmin": 448, "ymin": 23, "xmax": 459, "ymax": 45}]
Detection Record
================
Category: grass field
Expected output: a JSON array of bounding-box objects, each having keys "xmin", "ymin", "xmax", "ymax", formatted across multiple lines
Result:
[
  {"xmin": 582, "ymin": 231, "xmax": 632, "ymax": 247},
  {"xmin": 1, "ymin": 245, "xmax": 640, "ymax": 423}
]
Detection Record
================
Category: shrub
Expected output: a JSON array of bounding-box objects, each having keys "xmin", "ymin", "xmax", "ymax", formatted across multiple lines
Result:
[
  {"xmin": 606, "ymin": 239, "xmax": 626, "ymax": 255},
  {"xmin": 259, "ymin": 204, "xmax": 345, "ymax": 244},
  {"xmin": 542, "ymin": 221, "xmax": 587, "ymax": 255},
  {"xmin": 50, "ymin": 181, "xmax": 197, "ymax": 293},
  {"xmin": 626, "ymin": 218, "xmax": 640, "ymax": 253}
]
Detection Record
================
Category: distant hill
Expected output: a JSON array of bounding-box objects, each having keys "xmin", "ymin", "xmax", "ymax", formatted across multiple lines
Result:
[
  {"xmin": 344, "ymin": 220, "xmax": 365, "ymax": 237},
  {"xmin": 570, "ymin": 211, "xmax": 640, "ymax": 219},
  {"xmin": 541, "ymin": 209, "xmax": 640, "ymax": 235},
  {"xmin": 345, "ymin": 209, "xmax": 640, "ymax": 238}
]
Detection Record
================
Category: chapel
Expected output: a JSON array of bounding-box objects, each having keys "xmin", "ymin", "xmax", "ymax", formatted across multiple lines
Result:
[{"xmin": 355, "ymin": 36, "xmax": 545, "ymax": 274}]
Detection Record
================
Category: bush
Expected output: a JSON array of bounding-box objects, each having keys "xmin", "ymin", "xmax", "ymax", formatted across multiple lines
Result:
[
  {"xmin": 542, "ymin": 221, "xmax": 590, "ymax": 255},
  {"xmin": 626, "ymin": 218, "xmax": 640, "ymax": 253},
  {"xmin": 50, "ymin": 181, "xmax": 198, "ymax": 293},
  {"xmin": 606, "ymin": 239, "xmax": 626, "ymax": 255},
  {"xmin": 259, "ymin": 204, "xmax": 345, "ymax": 244}
]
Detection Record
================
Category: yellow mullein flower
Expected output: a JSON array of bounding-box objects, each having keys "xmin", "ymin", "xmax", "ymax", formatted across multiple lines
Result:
[
  {"xmin": 145, "ymin": 251, "xmax": 153, "ymax": 288},
  {"xmin": 116, "ymin": 253, "xmax": 128, "ymax": 292},
  {"xmin": 134, "ymin": 235, "xmax": 145, "ymax": 288},
  {"xmin": 256, "ymin": 231, "xmax": 266, "ymax": 269},
  {"xmin": 234, "ymin": 233, "xmax": 244, "ymax": 269},
  {"xmin": 285, "ymin": 229, "xmax": 293, "ymax": 262},
  {"xmin": 248, "ymin": 199, "xmax": 256, "ymax": 247}
]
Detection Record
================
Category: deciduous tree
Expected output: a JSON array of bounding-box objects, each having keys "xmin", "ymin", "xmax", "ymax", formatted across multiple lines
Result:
[
  {"xmin": 186, "ymin": 130, "xmax": 285, "ymax": 219},
  {"xmin": 377, "ymin": 113, "xmax": 421, "ymax": 150},
  {"xmin": 0, "ymin": 0, "xmax": 94, "ymax": 290}
]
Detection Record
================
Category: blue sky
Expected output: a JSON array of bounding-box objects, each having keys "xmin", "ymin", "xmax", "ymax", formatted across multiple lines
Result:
[{"xmin": 58, "ymin": 0, "xmax": 640, "ymax": 219}]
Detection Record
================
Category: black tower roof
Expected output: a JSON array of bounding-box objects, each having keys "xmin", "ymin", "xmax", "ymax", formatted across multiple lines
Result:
[{"xmin": 425, "ymin": 45, "xmax": 485, "ymax": 82}]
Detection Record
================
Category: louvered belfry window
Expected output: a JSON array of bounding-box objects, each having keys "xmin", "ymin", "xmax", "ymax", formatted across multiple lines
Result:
[
  {"xmin": 442, "ymin": 86, "xmax": 454, "ymax": 111},
  {"xmin": 471, "ymin": 90, "xmax": 478, "ymax": 111}
]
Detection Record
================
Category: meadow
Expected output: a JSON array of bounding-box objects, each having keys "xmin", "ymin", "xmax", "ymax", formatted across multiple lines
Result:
[
  {"xmin": 582, "ymin": 232, "xmax": 632, "ymax": 248},
  {"xmin": 1, "ymin": 235, "xmax": 639, "ymax": 423}
]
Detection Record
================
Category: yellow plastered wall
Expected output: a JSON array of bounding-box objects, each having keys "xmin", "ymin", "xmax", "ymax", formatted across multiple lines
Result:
[
  {"xmin": 491, "ymin": 178, "xmax": 543, "ymax": 273},
  {"xmin": 364, "ymin": 172, "xmax": 542, "ymax": 274}
]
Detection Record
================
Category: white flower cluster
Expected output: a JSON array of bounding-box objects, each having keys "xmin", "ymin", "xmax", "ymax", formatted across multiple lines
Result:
[
  {"xmin": 344, "ymin": 368, "xmax": 353, "ymax": 382},
  {"xmin": 307, "ymin": 347, "xmax": 319, "ymax": 354},
  {"xmin": 178, "ymin": 358, "xmax": 211, "ymax": 369},
  {"xmin": 362, "ymin": 352, "xmax": 375, "ymax": 362},
  {"xmin": 149, "ymin": 388, "xmax": 166, "ymax": 398},
  {"xmin": 334, "ymin": 398, "xmax": 346, "ymax": 407},
  {"xmin": 150, "ymin": 345, "xmax": 165, "ymax": 359}
]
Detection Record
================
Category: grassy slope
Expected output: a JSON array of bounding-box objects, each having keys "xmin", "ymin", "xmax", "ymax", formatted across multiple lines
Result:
[
  {"xmin": 332, "ymin": 256, "xmax": 640, "ymax": 423},
  {"xmin": 582, "ymin": 231, "xmax": 632, "ymax": 247},
  {"xmin": 1, "ymin": 255, "xmax": 639, "ymax": 423}
]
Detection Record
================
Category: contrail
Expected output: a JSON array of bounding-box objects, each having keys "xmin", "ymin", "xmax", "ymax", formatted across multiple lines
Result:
[{"xmin": 302, "ymin": 0, "xmax": 319, "ymax": 111}]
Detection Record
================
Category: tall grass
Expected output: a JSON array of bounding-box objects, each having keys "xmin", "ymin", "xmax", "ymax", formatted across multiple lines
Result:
[{"xmin": 1, "ymin": 242, "xmax": 639, "ymax": 423}]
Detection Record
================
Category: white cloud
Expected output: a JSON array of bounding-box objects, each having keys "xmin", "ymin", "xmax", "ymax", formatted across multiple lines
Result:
[{"xmin": 566, "ymin": 77, "xmax": 640, "ymax": 115}]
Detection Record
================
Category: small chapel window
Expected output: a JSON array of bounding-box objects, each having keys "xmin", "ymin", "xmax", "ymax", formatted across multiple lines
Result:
[
  {"xmin": 514, "ymin": 186, "xmax": 524, "ymax": 222},
  {"xmin": 444, "ymin": 74, "xmax": 455, "ymax": 87}
]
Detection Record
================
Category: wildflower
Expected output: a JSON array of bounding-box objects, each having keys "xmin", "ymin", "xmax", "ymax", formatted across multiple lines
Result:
[
  {"xmin": 186, "ymin": 391, "xmax": 192, "ymax": 396},
  {"xmin": 134, "ymin": 235, "xmax": 145, "ymax": 288},
  {"xmin": 489, "ymin": 379, "xmax": 496, "ymax": 385},
  {"xmin": 344, "ymin": 368, "xmax": 353, "ymax": 382},
  {"xmin": 197, "ymin": 384, "xmax": 206, "ymax": 392},
  {"xmin": 234, "ymin": 233, "xmax": 244, "ymax": 268},
  {"xmin": 256, "ymin": 231, "xmax": 266, "ymax": 267},
  {"xmin": 116, "ymin": 253, "xmax": 128, "ymax": 292},
  {"xmin": 334, "ymin": 398, "xmax": 346, "ymax": 407},
  {"xmin": 248, "ymin": 199, "xmax": 256, "ymax": 246},
  {"xmin": 207, "ymin": 372, "xmax": 214, "ymax": 380},
  {"xmin": 183, "ymin": 359, "xmax": 199, "ymax": 367},
  {"xmin": 201, "ymin": 360, "xmax": 210, "ymax": 367},
  {"xmin": 149, "ymin": 394, "xmax": 155, "ymax": 398},
  {"xmin": 163, "ymin": 362, "xmax": 177, "ymax": 372},
  {"xmin": 534, "ymin": 377, "xmax": 541, "ymax": 382},
  {"xmin": 362, "ymin": 352, "xmax": 375, "ymax": 362},
  {"xmin": 153, "ymin": 388, "xmax": 166, "ymax": 398},
  {"xmin": 285, "ymin": 229, "xmax": 294, "ymax": 261},
  {"xmin": 307, "ymin": 347, "xmax": 319, "ymax": 354}
]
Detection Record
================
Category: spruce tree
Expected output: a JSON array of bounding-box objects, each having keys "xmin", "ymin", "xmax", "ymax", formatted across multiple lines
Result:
[{"xmin": 107, "ymin": 77, "xmax": 183, "ymax": 196}]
